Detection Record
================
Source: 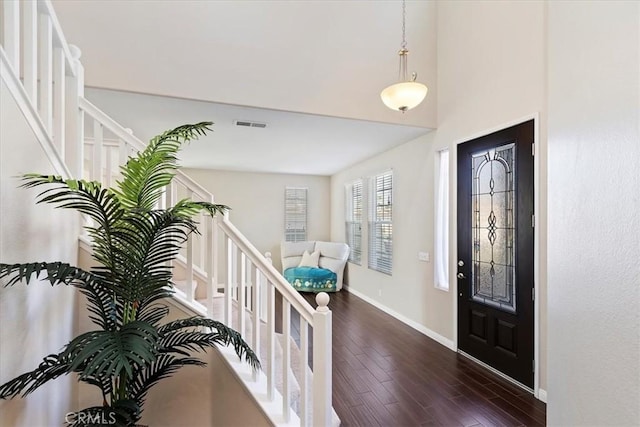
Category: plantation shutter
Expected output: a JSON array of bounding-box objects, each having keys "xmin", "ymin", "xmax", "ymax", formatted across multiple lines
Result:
[
  {"xmin": 284, "ymin": 187, "xmax": 307, "ymax": 242},
  {"xmin": 345, "ymin": 180, "xmax": 363, "ymax": 264},
  {"xmin": 369, "ymin": 171, "xmax": 393, "ymax": 275}
]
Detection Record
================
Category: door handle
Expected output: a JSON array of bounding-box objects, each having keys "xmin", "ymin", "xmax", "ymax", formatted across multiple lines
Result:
[{"xmin": 457, "ymin": 272, "xmax": 466, "ymax": 279}]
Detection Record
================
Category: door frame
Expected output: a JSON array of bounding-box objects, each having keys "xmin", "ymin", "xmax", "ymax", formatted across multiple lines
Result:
[{"xmin": 451, "ymin": 113, "xmax": 542, "ymax": 399}]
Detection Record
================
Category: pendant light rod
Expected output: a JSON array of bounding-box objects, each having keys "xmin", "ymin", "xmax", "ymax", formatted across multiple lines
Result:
[
  {"xmin": 401, "ymin": 0, "xmax": 407, "ymax": 51},
  {"xmin": 399, "ymin": 0, "xmax": 408, "ymax": 82},
  {"xmin": 380, "ymin": 0, "xmax": 428, "ymax": 113}
]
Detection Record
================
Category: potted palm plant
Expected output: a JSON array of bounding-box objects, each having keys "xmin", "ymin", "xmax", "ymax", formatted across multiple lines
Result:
[{"xmin": 0, "ymin": 122, "xmax": 259, "ymax": 426}]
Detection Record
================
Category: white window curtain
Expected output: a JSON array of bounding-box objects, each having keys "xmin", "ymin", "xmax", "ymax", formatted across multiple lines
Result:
[
  {"xmin": 345, "ymin": 180, "xmax": 363, "ymax": 264},
  {"xmin": 369, "ymin": 171, "xmax": 393, "ymax": 275},
  {"xmin": 435, "ymin": 150, "xmax": 449, "ymax": 290},
  {"xmin": 284, "ymin": 187, "xmax": 307, "ymax": 242}
]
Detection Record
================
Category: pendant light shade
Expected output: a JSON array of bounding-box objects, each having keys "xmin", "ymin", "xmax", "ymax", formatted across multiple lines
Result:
[
  {"xmin": 381, "ymin": 81, "xmax": 428, "ymax": 112},
  {"xmin": 381, "ymin": 0, "xmax": 428, "ymax": 112}
]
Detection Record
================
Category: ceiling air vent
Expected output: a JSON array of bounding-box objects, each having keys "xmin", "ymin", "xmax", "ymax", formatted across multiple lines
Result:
[{"xmin": 234, "ymin": 120, "xmax": 267, "ymax": 128}]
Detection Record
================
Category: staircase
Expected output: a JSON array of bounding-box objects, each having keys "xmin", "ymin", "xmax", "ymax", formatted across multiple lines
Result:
[{"xmin": 0, "ymin": 1, "xmax": 335, "ymax": 425}]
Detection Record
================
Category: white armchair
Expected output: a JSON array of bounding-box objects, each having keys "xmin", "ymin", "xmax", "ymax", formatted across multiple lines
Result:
[{"xmin": 280, "ymin": 241, "xmax": 350, "ymax": 292}]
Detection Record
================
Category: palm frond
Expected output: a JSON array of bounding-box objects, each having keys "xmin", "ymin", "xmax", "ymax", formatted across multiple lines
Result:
[
  {"xmin": 0, "ymin": 353, "xmax": 72, "ymax": 399},
  {"xmin": 113, "ymin": 122, "xmax": 213, "ymax": 210},
  {"xmin": 18, "ymin": 174, "xmax": 128, "ymax": 281},
  {"xmin": 158, "ymin": 317, "xmax": 260, "ymax": 370},
  {"xmin": 171, "ymin": 199, "xmax": 229, "ymax": 219},
  {"xmin": 0, "ymin": 262, "xmax": 121, "ymax": 330},
  {"xmin": 128, "ymin": 354, "xmax": 205, "ymax": 403},
  {"xmin": 20, "ymin": 174, "xmax": 124, "ymax": 231},
  {"xmin": 159, "ymin": 330, "xmax": 239, "ymax": 357},
  {"xmin": 79, "ymin": 374, "xmax": 113, "ymax": 401},
  {"xmin": 65, "ymin": 321, "xmax": 159, "ymax": 380},
  {"xmin": 136, "ymin": 304, "xmax": 170, "ymax": 326},
  {"xmin": 107, "ymin": 210, "xmax": 194, "ymax": 305},
  {"xmin": 1, "ymin": 261, "xmax": 94, "ymax": 287},
  {"xmin": 79, "ymin": 280, "xmax": 120, "ymax": 331}
]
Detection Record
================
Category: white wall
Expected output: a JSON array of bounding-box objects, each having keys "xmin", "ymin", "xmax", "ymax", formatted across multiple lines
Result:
[
  {"xmin": 54, "ymin": 0, "xmax": 437, "ymax": 128},
  {"xmin": 331, "ymin": 133, "xmax": 453, "ymax": 339},
  {"xmin": 330, "ymin": 0, "xmax": 548, "ymax": 388},
  {"xmin": 185, "ymin": 168, "xmax": 330, "ymax": 271},
  {"xmin": 547, "ymin": 1, "xmax": 640, "ymax": 425},
  {"xmin": 438, "ymin": 0, "xmax": 548, "ymax": 391},
  {"xmin": 0, "ymin": 79, "xmax": 79, "ymax": 425}
]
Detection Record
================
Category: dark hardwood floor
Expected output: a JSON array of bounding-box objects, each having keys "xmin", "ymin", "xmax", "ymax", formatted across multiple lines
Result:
[{"xmin": 291, "ymin": 290, "xmax": 547, "ymax": 427}]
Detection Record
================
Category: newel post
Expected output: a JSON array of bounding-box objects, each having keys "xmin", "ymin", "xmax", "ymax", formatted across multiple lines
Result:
[
  {"xmin": 313, "ymin": 292, "xmax": 332, "ymax": 426},
  {"xmin": 65, "ymin": 44, "xmax": 84, "ymax": 178}
]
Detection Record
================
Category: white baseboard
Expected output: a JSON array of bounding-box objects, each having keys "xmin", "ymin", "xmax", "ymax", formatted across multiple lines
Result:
[
  {"xmin": 344, "ymin": 286, "xmax": 455, "ymax": 351},
  {"xmin": 537, "ymin": 388, "xmax": 547, "ymax": 403}
]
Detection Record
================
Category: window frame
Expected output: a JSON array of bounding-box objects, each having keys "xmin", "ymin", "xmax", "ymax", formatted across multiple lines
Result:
[
  {"xmin": 368, "ymin": 170, "xmax": 393, "ymax": 275},
  {"xmin": 435, "ymin": 149, "xmax": 450, "ymax": 290},
  {"xmin": 345, "ymin": 179, "xmax": 363, "ymax": 264},
  {"xmin": 284, "ymin": 186, "xmax": 308, "ymax": 243}
]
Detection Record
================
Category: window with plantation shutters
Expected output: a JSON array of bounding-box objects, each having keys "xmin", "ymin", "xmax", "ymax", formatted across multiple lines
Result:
[
  {"xmin": 369, "ymin": 171, "xmax": 393, "ymax": 275},
  {"xmin": 345, "ymin": 180, "xmax": 363, "ymax": 264},
  {"xmin": 284, "ymin": 187, "xmax": 307, "ymax": 242}
]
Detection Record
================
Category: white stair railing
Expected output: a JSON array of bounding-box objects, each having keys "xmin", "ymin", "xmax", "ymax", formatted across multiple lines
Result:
[
  {"xmin": 0, "ymin": 0, "xmax": 84, "ymax": 179},
  {"xmin": 1, "ymin": 1, "xmax": 334, "ymax": 424},
  {"xmin": 217, "ymin": 217, "xmax": 333, "ymax": 426}
]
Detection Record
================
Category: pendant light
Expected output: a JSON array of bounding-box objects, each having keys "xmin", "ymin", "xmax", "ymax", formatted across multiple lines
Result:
[{"xmin": 380, "ymin": 0, "xmax": 428, "ymax": 112}]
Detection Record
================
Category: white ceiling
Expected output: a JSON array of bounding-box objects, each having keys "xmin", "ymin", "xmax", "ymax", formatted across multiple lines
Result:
[
  {"xmin": 53, "ymin": 0, "xmax": 436, "ymax": 175},
  {"xmin": 86, "ymin": 88, "xmax": 430, "ymax": 175}
]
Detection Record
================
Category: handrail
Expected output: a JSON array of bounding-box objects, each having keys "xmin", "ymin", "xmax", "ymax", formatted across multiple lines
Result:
[
  {"xmin": 78, "ymin": 96, "xmax": 213, "ymax": 200},
  {"xmin": 1, "ymin": 0, "xmax": 85, "ymax": 177},
  {"xmin": 218, "ymin": 216, "xmax": 315, "ymax": 325},
  {"xmin": 173, "ymin": 174, "xmax": 210, "ymax": 201},
  {"xmin": 78, "ymin": 97, "xmax": 145, "ymax": 147},
  {"xmin": 0, "ymin": 47, "xmax": 72, "ymax": 179},
  {"xmin": 40, "ymin": 0, "xmax": 77, "ymax": 77}
]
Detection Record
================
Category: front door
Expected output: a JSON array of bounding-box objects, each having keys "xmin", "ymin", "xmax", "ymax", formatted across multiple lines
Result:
[{"xmin": 457, "ymin": 120, "xmax": 535, "ymax": 388}]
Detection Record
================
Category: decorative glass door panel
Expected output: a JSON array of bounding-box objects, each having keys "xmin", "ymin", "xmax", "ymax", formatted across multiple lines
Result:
[{"xmin": 471, "ymin": 143, "xmax": 516, "ymax": 312}]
